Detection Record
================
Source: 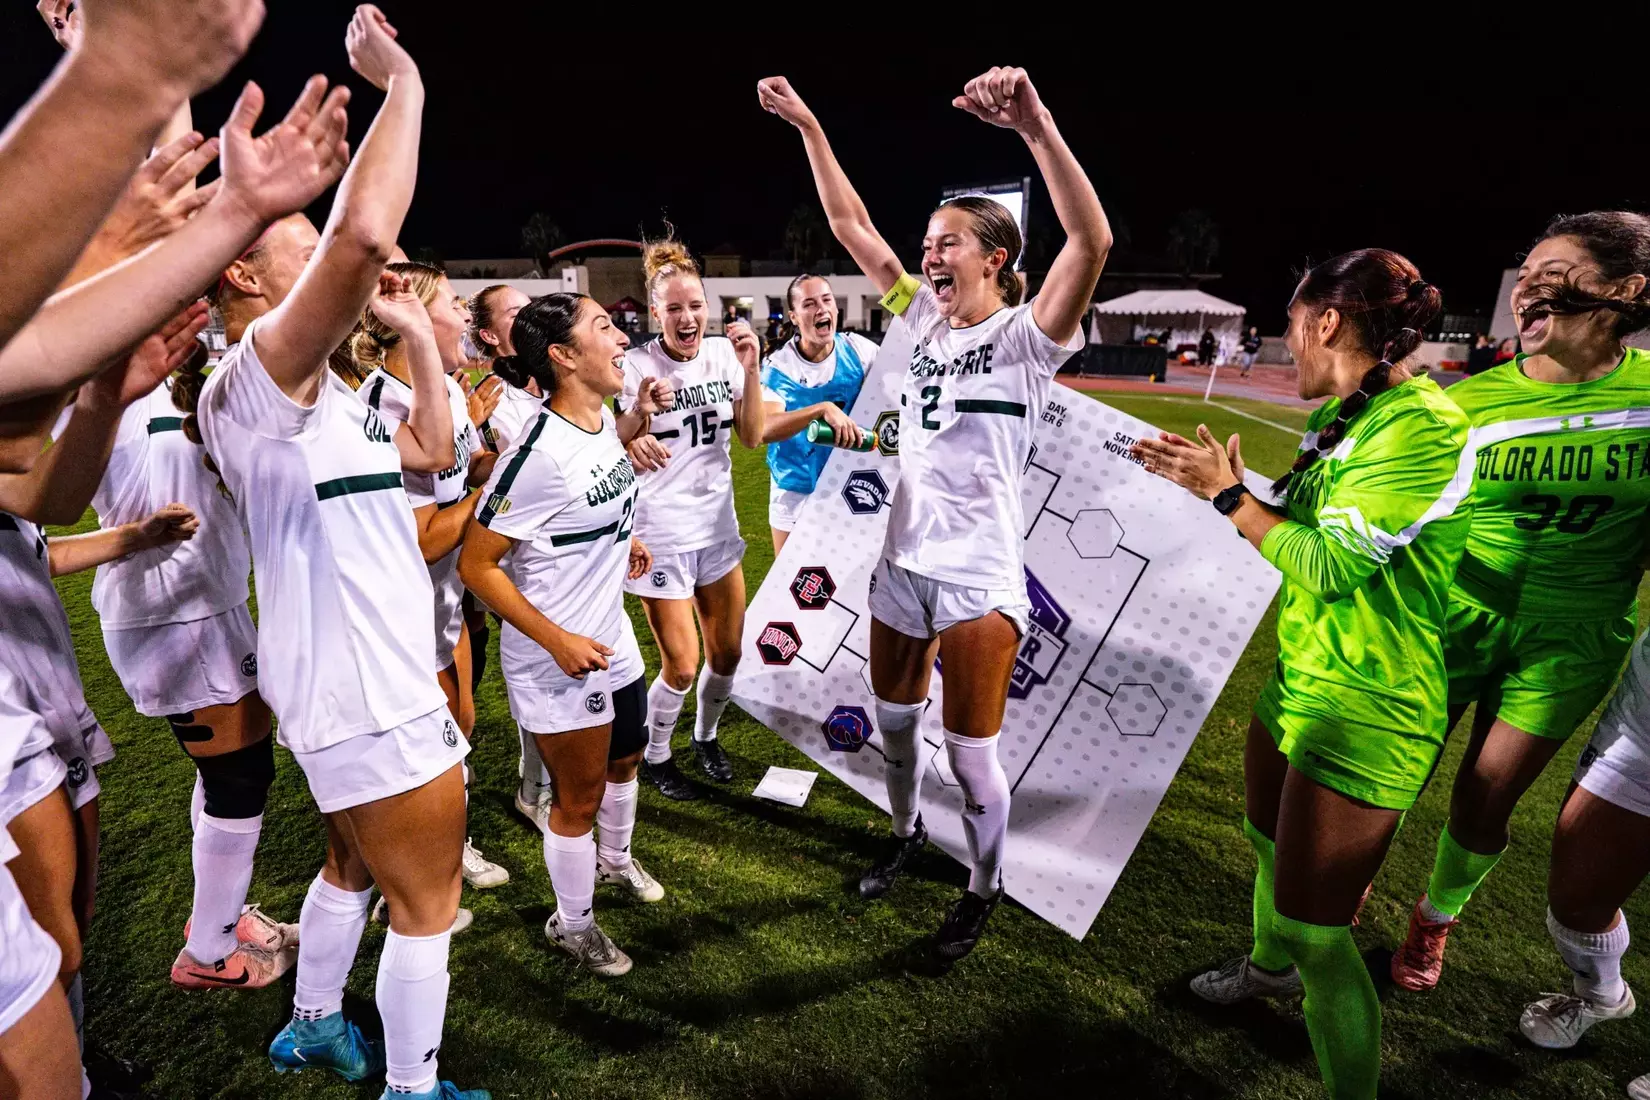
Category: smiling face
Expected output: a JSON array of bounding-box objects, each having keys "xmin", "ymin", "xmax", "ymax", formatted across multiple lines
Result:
[
  {"xmin": 479, "ymin": 286, "xmax": 531, "ymax": 357},
  {"xmin": 552, "ymin": 299, "xmax": 631, "ymax": 398},
  {"xmin": 788, "ymin": 276, "xmax": 837, "ymax": 348},
  {"xmin": 1511, "ymin": 235, "xmax": 1638, "ymax": 359},
  {"xmin": 425, "ymin": 277, "xmax": 472, "ymax": 372},
  {"xmin": 651, "ymin": 273, "xmax": 709, "ymax": 359},
  {"xmin": 922, "ymin": 206, "xmax": 1008, "ymax": 322}
]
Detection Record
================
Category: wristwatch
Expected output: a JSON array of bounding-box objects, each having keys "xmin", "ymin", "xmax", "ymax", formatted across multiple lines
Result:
[{"xmin": 1212, "ymin": 483, "xmax": 1252, "ymax": 516}]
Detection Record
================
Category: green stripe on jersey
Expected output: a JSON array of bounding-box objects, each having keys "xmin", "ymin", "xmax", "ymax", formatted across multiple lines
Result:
[
  {"xmin": 550, "ymin": 520, "xmax": 621, "ymax": 546},
  {"xmin": 147, "ymin": 417, "xmax": 185, "ymax": 434},
  {"xmin": 315, "ymin": 472, "xmax": 403, "ymax": 500},
  {"xmin": 479, "ymin": 411, "xmax": 548, "ymax": 527},
  {"xmin": 366, "ymin": 377, "xmax": 386, "ymax": 409},
  {"xmin": 955, "ymin": 399, "xmax": 1027, "ymax": 417}
]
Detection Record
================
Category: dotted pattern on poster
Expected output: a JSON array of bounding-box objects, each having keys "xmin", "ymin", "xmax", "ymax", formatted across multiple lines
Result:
[{"xmin": 733, "ymin": 318, "xmax": 1282, "ymax": 940}]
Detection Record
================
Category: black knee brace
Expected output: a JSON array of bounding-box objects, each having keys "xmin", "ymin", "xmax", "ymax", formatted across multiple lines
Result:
[
  {"xmin": 193, "ymin": 737, "xmax": 275, "ymax": 820},
  {"xmin": 609, "ymin": 675, "xmax": 648, "ymax": 762}
]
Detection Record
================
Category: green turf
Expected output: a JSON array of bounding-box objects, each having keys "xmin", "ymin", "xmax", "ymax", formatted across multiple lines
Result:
[{"xmin": 54, "ymin": 390, "xmax": 1650, "ymax": 1099}]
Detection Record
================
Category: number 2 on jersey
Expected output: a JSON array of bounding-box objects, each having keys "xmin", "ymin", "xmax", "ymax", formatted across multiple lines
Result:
[
  {"xmin": 920, "ymin": 386, "xmax": 941, "ymax": 430},
  {"xmin": 616, "ymin": 494, "xmax": 634, "ymax": 542}
]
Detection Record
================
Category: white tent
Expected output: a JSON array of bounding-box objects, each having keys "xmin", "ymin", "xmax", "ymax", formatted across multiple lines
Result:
[{"xmin": 1089, "ymin": 289, "xmax": 1246, "ymax": 363}]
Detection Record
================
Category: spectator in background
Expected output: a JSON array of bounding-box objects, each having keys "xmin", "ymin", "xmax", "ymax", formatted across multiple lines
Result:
[
  {"xmin": 1239, "ymin": 325, "xmax": 1263, "ymax": 379},
  {"xmin": 1465, "ymin": 333, "xmax": 1497, "ymax": 375},
  {"xmin": 1496, "ymin": 337, "xmax": 1518, "ymax": 365},
  {"xmin": 1198, "ymin": 328, "xmax": 1216, "ymax": 366}
]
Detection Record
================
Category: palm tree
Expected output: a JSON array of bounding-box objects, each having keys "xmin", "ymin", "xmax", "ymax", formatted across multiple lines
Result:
[
  {"xmin": 784, "ymin": 203, "xmax": 829, "ymax": 269},
  {"xmin": 520, "ymin": 212, "xmax": 564, "ymax": 274}
]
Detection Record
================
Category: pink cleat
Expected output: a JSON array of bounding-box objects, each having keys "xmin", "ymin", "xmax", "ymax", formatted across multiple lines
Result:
[
  {"xmin": 170, "ymin": 943, "xmax": 290, "ymax": 990},
  {"xmin": 1391, "ymin": 895, "xmax": 1458, "ymax": 991},
  {"xmin": 184, "ymin": 904, "xmax": 299, "ymax": 954}
]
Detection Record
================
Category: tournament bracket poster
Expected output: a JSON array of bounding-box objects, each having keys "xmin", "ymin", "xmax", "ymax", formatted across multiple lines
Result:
[{"xmin": 733, "ymin": 318, "xmax": 1281, "ymax": 939}]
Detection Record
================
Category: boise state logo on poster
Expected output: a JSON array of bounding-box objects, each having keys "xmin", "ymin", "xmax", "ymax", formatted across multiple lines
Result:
[
  {"xmin": 823, "ymin": 705, "xmax": 872, "ymax": 752},
  {"xmin": 790, "ymin": 566, "xmax": 835, "ymax": 610},
  {"xmin": 1010, "ymin": 568, "xmax": 1071, "ymax": 700},
  {"xmin": 842, "ymin": 470, "xmax": 887, "ymax": 515},
  {"xmin": 757, "ymin": 622, "xmax": 802, "ymax": 665}
]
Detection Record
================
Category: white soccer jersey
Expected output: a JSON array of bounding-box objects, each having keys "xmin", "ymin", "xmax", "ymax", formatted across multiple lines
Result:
[
  {"xmin": 620, "ymin": 336, "xmax": 746, "ymax": 555},
  {"xmin": 360, "ymin": 369, "xmax": 478, "ymax": 665},
  {"xmin": 0, "ymin": 513, "xmax": 96, "ymax": 742},
  {"xmin": 883, "ymin": 288, "xmax": 1081, "ymax": 590},
  {"xmin": 196, "ymin": 321, "xmax": 444, "ymax": 753},
  {"xmin": 476, "ymin": 406, "xmax": 638, "ymax": 684},
  {"xmin": 88, "ymin": 380, "xmax": 251, "ymax": 629},
  {"xmin": 485, "ymin": 380, "xmax": 544, "ymax": 453}
]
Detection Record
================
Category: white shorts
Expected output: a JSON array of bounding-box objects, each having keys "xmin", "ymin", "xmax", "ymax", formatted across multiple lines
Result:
[
  {"xmin": 0, "ymin": 722, "xmax": 115, "ymax": 818},
  {"xmin": 868, "ymin": 558, "xmax": 1030, "ymax": 640},
  {"xmin": 103, "ymin": 604, "xmax": 258, "ymax": 717},
  {"xmin": 1576, "ymin": 688, "xmax": 1650, "ymax": 818},
  {"xmin": 623, "ymin": 536, "xmax": 746, "ymax": 601},
  {"xmin": 507, "ymin": 622, "xmax": 644, "ymax": 734},
  {"xmin": 290, "ymin": 706, "xmax": 469, "ymax": 814},
  {"xmin": 768, "ymin": 483, "xmax": 811, "ymax": 533},
  {"xmin": 0, "ymin": 750, "xmax": 67, "ymax": 832},
  {"xmin": 0, "ymin": 859, "xmax": 61, "ymax": 1036}
]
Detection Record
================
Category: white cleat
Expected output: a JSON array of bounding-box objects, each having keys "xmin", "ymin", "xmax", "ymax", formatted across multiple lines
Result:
[
  {"xmin": 1190, "ymin": 955, "xmax": 1304, "ymax": 1005},
  {"xmin": 236, "ymin": 904, "xmax": 300, "ymax": 954},
  {"xmin": 1629, "ymin": 1071, "xmax": 1650, "ymax": 1100},
  {"xmin": 513, "ymin": 791, "xmax": 551, "ymax": 836},
  {"xmin": 597, "ymin": 856, "xmax": 664, "ymax": 903},
  {"xmin": 1520, "ymin": 986, "xmax": 1635, "ymax": 1050},
  {"xmin": 372, "ymin": 895, "xmax": 474, "ymax": 935},
  {"xmin": 545, "ymin": 911, "xmax": 632, "ymax": 977},
  {"xmin": 461, "ymin": 837, "xmax": 510, "ymax": 889}
]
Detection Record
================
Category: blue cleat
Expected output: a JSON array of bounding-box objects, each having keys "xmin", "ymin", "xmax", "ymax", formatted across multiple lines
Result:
[
  {"xmin": 380, "ymin": 1082, "xmax": 490, "ymax": 1100},
  {"xmin": 268, "ymin": 1013, "xmax": 385, "ymax": 1082}
]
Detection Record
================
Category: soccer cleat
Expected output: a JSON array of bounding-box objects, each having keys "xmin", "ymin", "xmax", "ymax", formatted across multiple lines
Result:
[
  {"xmin": 461, "ymin": 838, "xmax": 509, "ymax": 889},
  {"xmin": 380, "ymin": 1081, "xmax": 491, "ymax": 1100},
  {"xmin": 1351, "ymin": 882, "xmax": 1374, "ymax": 928},
  {"xmin": 858, "ymin": 818, "xmax": 928, "ymax": 900},
  {"xmin": 183, "ymin": 903, "xmax": 300, "ymax": 953},
  {"xmin": 934, "ymin": 888, "xmax": 1000, "ymax": 962},
  {"xmin": 692, "ymin": 737, "xmax": 734, "ymax": 782},
  {"xmin": 545, "ymin": 911, "xmax": 633, "ymax": 977},
  {"xmin": 1190, "ymin": 955, "xmax": 1304, "ymax": 1004},
  {"xmin": 372, "ymin": 896, "xmax": 474, "ymax": 935},
  {"xmin": 1520, "ymin": 986, "xmax": 1636, "ymax": 1049},
  {"xmin": 641, "ymin": 757, "xmax": 699, "ymax": 801},
  {"xmin": 597, "ymin": 855, "xmax": 665, "ymax": 903},
  {"xmin": 513, "ymin": 790, "xmax": 551, "ymax": 836},
  {"xmin": 269, "ymin": 1012, "xmax": 385, "ymax": 1082},
  {"xmin": 1391, "ymin": 895, "xmax": 1459, "ymax": 991},
  {"xmin": 170, "ymin": 943, "xmax": 290, "ymax": 990}
]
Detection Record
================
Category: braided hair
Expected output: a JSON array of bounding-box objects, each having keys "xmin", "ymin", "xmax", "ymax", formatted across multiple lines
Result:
[{"xmin": 1271, "ymin": 249, "xmax": 1443, "ymax": 498}]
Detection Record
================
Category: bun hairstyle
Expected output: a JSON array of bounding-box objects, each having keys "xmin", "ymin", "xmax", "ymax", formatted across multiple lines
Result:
[
  {"xmin": 172, "ymin": 337, "xmax": 211, "ymax": 444},
  {"xmin": 1271, "ymin": 248, "xmax": 1442, "ymax": 498},
  {"xmin": 1531, "ymin": 211, "xmax": 1650, "ymax": 337},
  {"xmin": 347, "ymin": 261, "xmax": 446, "ymax": 373},
  {"xmin": 938, "ymin": 195, "xmax": 1024, "ymax": 307},
  {"xmin": 495, "ymin": 293, "xmax": 592, "ymax": 400},
  {"xmin": 642, "ymin": 229, "xmax": 701, "ymax": 307}
]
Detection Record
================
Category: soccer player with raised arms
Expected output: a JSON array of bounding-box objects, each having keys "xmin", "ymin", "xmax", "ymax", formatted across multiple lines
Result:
[
  {"xmin": 1392, "ymin": 212, "xmax": 1650, "ymax": 992},
  {"xmin": 1135, "ymin": 249, "xmax": 1470, "ymax": 1100},
  {"xmin": 759, "ymin": 66, "xmax": 1111, "ymax": 959}
]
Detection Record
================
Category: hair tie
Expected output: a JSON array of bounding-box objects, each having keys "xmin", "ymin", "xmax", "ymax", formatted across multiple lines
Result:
[{"xmin": 1407, "ymin": 280, "xmax": 1430, "ymax": 299}]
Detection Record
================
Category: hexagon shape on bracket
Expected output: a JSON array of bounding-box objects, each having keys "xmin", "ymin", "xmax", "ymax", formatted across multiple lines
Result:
[
  {"xmin": 823, "ymin": 705, "xmax": 873, "ymax": 752},
  {"xmin": 1068, "ymin": 508, "xmax": 1124, "ymax": 559},
  {"xmin": 1107, "ymin": 682, "xmax": 1166, "ymax": 737},
  {"xmin": 790, "ymin": 566, "xmax": 835, "ymax": 610}
]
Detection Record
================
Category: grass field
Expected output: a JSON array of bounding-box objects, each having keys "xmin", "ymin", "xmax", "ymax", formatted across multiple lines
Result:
[{"xmin": 58, "ymin": 388, "xmax": 1650, "ymax": 1099}]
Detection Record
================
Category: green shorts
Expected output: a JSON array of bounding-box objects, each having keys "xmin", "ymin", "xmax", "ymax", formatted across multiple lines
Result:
[
  {"xmin": 1255, "ymin": 670, "xmax": 1444, "ymax": 811},
  {"xmin": 1443, "ymin": 601, "xmax": 1635, "ymax": 740}
]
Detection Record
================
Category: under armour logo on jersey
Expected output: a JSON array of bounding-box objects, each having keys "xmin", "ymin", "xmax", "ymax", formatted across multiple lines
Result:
[
  {"xmin": 442, "ymin": 720, "xmax": 459, "ymax": 748},
  {"xmin": 1560, "ymin": 415, "xmax": 1596, "ymax": 430},
  {"xmin": 66, "ymin": 758, "xmax": 88, "ymax": 788},
  {"xmin": 585, "ymin": 692, "xmax": 607, "ymax": 715},
  {"xmin": 240, "ymin": 654, "xmax": 257, "ymax": 677}
]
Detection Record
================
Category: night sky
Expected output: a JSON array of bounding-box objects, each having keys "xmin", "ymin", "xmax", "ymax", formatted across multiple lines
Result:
[{"xmin": 3, "ymin": 6, "xmax": 1644, "ymax": 333}]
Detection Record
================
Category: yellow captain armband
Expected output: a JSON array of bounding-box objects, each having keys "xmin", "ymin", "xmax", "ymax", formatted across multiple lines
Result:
[{"xmin": 879, "ymin": 272, "xmax": 923, "ymax": 317}]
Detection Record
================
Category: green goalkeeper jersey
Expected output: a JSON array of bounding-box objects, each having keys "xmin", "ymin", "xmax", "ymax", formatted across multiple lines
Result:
[
  {"xmin": 1261, "ymin": 375, "xmax": 1473, "ymax": 733},
  {"xmin": 1449, "ymin": 349, "xmax": 1650, "ymax": 621}
]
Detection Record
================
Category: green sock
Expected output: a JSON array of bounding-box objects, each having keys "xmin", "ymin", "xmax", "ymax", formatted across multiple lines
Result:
[
  {"xmin": 1273, "ymin": 914, "xmax": 1381, "ymax": 1100},
  {"xmin": 1426, "ymin": 823, "xmax": 1504, "ymax": 917},
  {"xmin": 1244, "ymin": 818, "xmax": 1291, "ymax": 972}
]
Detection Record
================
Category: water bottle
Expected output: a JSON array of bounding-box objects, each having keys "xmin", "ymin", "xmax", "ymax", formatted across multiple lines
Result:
[{"xmin": 806, "ymin": 419, "xmax": 874, "ymax": 451}]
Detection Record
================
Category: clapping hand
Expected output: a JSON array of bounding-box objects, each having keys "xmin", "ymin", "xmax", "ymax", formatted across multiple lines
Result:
[
  {"xmin": 216, "ymin": 76, "xmax": 351, "ymax": 226},
  {"xmin": 86, "ymin": 301, "xmax": 210, "ymax": 409},
  {"xmin": 1130, "ymin": 426, "xmax": 1245, "ymax": 502}
]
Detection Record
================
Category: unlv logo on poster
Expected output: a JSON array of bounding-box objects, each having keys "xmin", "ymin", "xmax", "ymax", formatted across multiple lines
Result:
[
  {"xmin": 757, "ymin": 622, "xmax": 802, "ymax": 665},
  {"xmin": 790, "ymin": 566, "xmax": 835, "ymax": 611}
]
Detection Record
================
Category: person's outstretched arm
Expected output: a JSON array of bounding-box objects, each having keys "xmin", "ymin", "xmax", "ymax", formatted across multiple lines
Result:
[
  {"xmin": 49, "ymin": 503, "xmax": 198, "ymax": 577},
  {"xmin": 951, "ymin": 67, "xmax": 1111, "ymax": 345},
  {"xmin": 758, "ymin": 77, "xmax": 903, "ymax": 295},
  {"xmin": 252, "ymin": 4, "xmax": 423, "ymax": 400},
  {"xmin": 0, "ymin": 0, "xmax": 263, "ymax": 351}
]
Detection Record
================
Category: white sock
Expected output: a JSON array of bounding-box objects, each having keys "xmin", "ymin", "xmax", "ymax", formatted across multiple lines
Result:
[
  {"xmin": 190, "ymin": 771, "xmax": 205, "ymax": 833},
  {"xmin": 377, "ymin": 929, "xmax": 451, "ymax": 1095},
  {"xmin": 875, "ymin": 698, "xmax": 926, "ymax": 839},
  {"xmin": 693, "ymin": 668, "xmax": 735, "ymax": 743},
  {"xmin": 1419, "ymin": 894, "xmax": 1453, "ymax": 925},
  {"xmin": 597, "ymin": 779, "xmax": 639, "ymax": 869},
  {"xmin": 518, "ymin": 724, "xmax": 550, "ymax": 803},
  {"xmin": 292, "ymin": 874, "xmax": 373, "ymax": 1021},
  {"xmin": 545, "ymin": 829, "xmax": 596, "ymax": 933},
  {"xmin": 185, "ymin": 813, "xmax": 262, "ymax": 962},
  {"xmin": 1549, "ymin": 908, "xmax": 1630, "ymax": 1005},
  {"xmin": 644, "ymin": 678, "xmax": 688, "ymax": 765},
  {"xmin": 945, "ymin": 729, "xmax": 1011, "ymax": 898}
]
